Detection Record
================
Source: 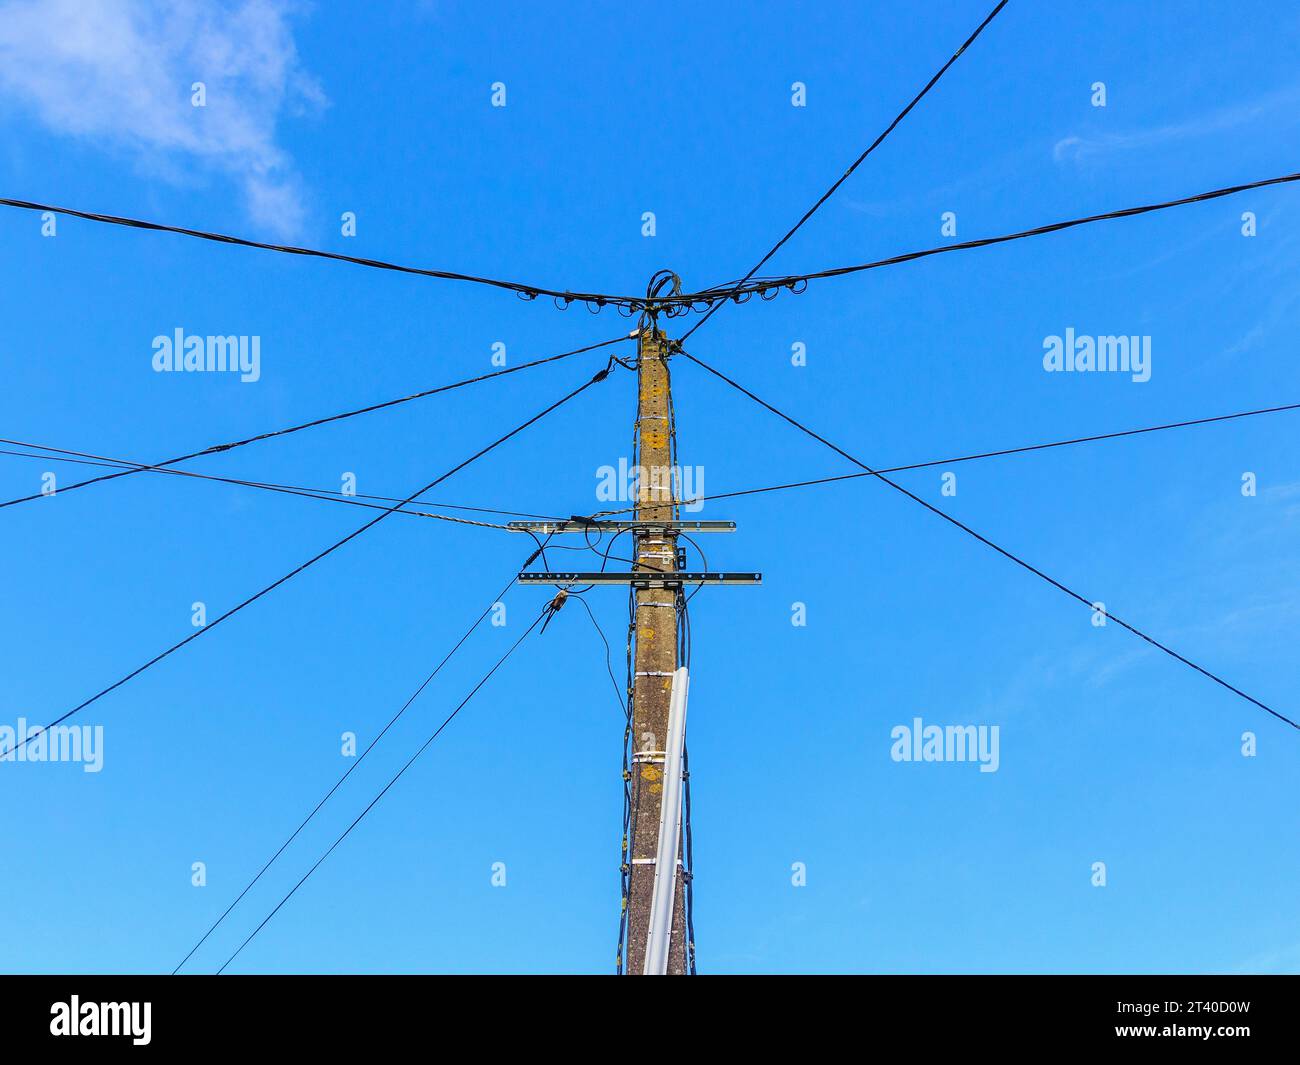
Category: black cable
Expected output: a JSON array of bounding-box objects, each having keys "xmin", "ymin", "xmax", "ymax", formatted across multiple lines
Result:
[
  {"xmin": 589, "ymin": 400, "xmax": 1300, "ymax": 517},
  {"xmin": 0, "ymin": 196, "xmax": 653, "ymax": 313},
  {"xmin": 620, "ymin": 732, "xmax": 644, "ymax": 976},
  {"xmin": 599, "ymin": 528, "xmax": 632, "ymax": 573},
  {"xmin": 572, "ymin": 593, "xmax": 626, "ymax": 717},
  {"xmin": 615, "ymin": 583, "xmax": 637, "ymax": 974},
  {"xmin": 678, "ymin": 0, "xmax": 1010, "ymax": 343},
  {"xmin": 215, "ymin": 604, "xmax": 550, "ymax": 973},
  {"xmin": 0, "ymin": 363, "xmax": 617, "ymax": 760},
  {"xmin": 679, "ymin": 533, "xmax": 710, "ymax": 605},
  {"xmin": 13, "ymin": 170, "xmax": 1296, "ymax": 324},
  {"xmin": 523, "ymin": 529, "xmax": 556, "ymax": 572},
  {"xmin": 171, "ymin": 550, "xmax": 545, "ymax": 974},
  {"xmin": 180, "ymin": 533, "xmax": 592, "ymax": 972},
  {"xmin": 725, "ymin": 172, "xmax": 1300, "ymax": 299},
  {"xmin": 676, "ymin": 589, "xmax": 696, "ymax": 974},
  {"xmin": 681, "ymin": 740, "xmax": 697, "ymax": 976},
  {"xmin": 1, "ymin": 442, "xmax": 567, "ymax": 523},
  {"xmin": 682, "ymin": 349, "xmax": 1300, "ymax": 731},
  {"xmin": 0, "ymin": 335, "xmax": 629, "ymax": 510},
  {"xmin": 0, "ymin": 441, "xmax": 554, "ymax": 530}
]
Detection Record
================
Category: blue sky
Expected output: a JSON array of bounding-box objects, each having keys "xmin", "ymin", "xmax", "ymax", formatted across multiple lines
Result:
[{"xmin": 1, "ymin": 0, "xmax": 1298, "ymax": 974}]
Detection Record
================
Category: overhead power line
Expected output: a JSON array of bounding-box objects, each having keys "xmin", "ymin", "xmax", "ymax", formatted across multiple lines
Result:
[
  {"xmin": 0, "ymin": 363, "xmax": 617, "ymax": 761},
  {"xmin": 13, "ymin": 169, "xmax": 1298, "ymax": 325},
  {"xmin": 656, "ymin": 170, "xmax": 1300, "ymax": 317},
  {"xmin": 741, "ymin": 172, "xmax": 1300, "ymax": 295},
  {"xmin": 0, "ymin": 335, "xmax": 629, "ymax": 511},
  {"xmin": 0, "ymin": 2, "xmax": 1011, "ymax": 327},
  {"xmin": 0, "ymin": 440, "xmax": 564, "ymax": 530},
  {"xmin": 590, "ymin": 400, "xmax": 1300, "ymax": 517},
  {"xmin": 172, "ymin": 551, "xmax": 547, "ymax": 974},
  {"xmin": 681, "ymin": 350, "xmax": 1299, "ymax": 731},
  {"xmin": 679, "ymin": 0, "xmax": 1010, "ymax": 342},
  {"xmin": 0, "ymin": 197, "xmax": 656, "ymax": 314},
  {"xmin": 215, "ymin": 602, "xmax": 550, "ymax": 974}
]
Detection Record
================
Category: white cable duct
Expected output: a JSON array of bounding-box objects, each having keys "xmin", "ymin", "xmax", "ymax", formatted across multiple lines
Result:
[{"xmin": 643, "ymin": 667, "xmax": 689, "ymax": 975}]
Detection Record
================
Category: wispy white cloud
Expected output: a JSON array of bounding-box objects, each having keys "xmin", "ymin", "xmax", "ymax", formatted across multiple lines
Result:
[
  {"xmin": 1265, "ymin": 480, "xmax": 1300, "ymax": 502},
  {"xmin": 1052, "ymin": 86, "xmax": 1300, "ymax": 166},
  {"xmin": 1223, "ymin": 270, "xmax": 1300, "ymax": 359},
  {"xmin": 1229, "ymin": 937, "xmax": 1300, "ymax": 975},
  {"xmin": 1203, "ymin": 205, "xmax": 1300, "ymax": 361},
  {"xmin": 0, "ymin": 0, "xmax": 325, "ymax": 237}
]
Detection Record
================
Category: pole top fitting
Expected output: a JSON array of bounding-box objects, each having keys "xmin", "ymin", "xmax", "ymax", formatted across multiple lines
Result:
[
  {"xmin": 646, "ymin": 269, "xmax": 682, "ymax": 302},
  {"xmin": 639, "ymin": 270, "xmax": 682, "ymax": 335}
]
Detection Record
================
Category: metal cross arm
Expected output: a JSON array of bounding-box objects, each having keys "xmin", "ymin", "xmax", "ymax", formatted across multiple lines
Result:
[
  {"xmin": 506, "ymin": 519, "xmax": 736, "ymax": 534},
  {"xmin": 517, "ymin": 571, "xmax": 761, "ymax": 587}
]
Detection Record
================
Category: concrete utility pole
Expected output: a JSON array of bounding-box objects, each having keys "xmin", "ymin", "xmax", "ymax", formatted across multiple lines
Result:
[
  {"xmin": 625, "ymin": 324, "xmax": 688, "ymax": 975},
  {"xmin": 512, "ymin": 278, "xmax": 759, "ymax": 974}
]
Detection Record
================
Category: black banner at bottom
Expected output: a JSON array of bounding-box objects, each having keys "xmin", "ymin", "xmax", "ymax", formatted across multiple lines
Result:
[{"xmin": 1, "ymin": 974, "xmax": 1292, "ymax": 1051}]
